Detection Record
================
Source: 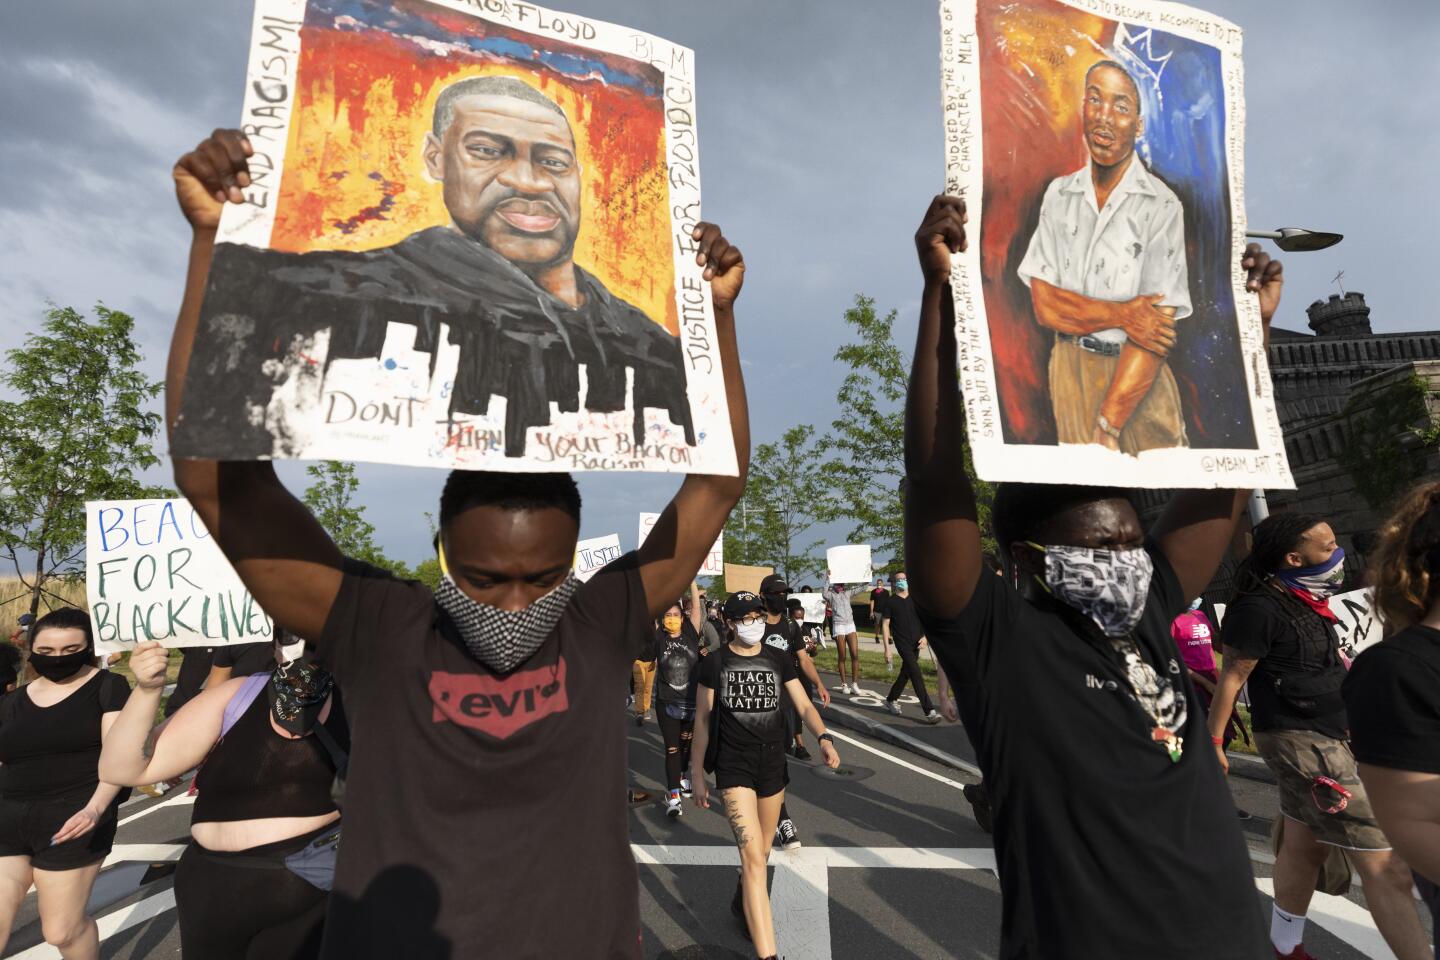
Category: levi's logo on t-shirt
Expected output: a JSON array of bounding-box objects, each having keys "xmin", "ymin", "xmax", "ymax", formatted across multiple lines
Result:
[{"xmin": 428, "ymin": 657, "xmax": 568, "ymax": 740}]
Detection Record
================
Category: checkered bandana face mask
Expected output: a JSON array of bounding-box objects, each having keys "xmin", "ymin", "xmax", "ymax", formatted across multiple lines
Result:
[
  {"xmin": 1034, "ymin": 543, "xmax": 1154, "ymax": 638},
  {"xmin": 434, "ymin": 571, "xmax": 579, "ymax": 674}
]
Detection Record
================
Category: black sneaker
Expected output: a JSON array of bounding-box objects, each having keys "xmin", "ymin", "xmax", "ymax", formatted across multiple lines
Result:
[
  {"xmin": 963, "ymin": 782, "xmax": 994, "ymax": 835},
  {"xmin": 634, "ymin": 713, "xmax": 645, "ymax": 727},
  {"xmin": 793, "ymin": 744, "xmax": 812, "ymax": 761},
  {"xmin": 775, "ymin": 818, "xmax": 802, "ymax": 851}
]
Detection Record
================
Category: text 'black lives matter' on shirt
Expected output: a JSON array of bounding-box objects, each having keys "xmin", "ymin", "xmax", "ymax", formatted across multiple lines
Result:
[
  {"xmin": 316, "ymin": 555, "xmax": 648, "ymax": 960},
  {"xmin": 642, "ymin": 622, "xmax": 701, "ymax": 705},
  {"xmin": 917, "ymin": 543, "xmax": 1267, "ymax": 960},
  {"xmin": 1344, "ymin": 624, "xmax": 1440, "ymax": 775},
  {"xmin": 698, "ymin": 644, "xmax": 797, "ymax": 750}
]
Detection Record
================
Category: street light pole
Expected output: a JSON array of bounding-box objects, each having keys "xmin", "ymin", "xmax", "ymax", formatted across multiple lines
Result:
[{"xmin": 1240, "ymin": 225, "xmax": 1343, "ymax": 535}]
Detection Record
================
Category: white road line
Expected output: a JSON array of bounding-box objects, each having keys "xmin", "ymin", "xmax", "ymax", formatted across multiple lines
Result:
[
  {"xmin": 771, "ymin": 850, "xmax": 830, "ymax": 960},
  {"xmin": 10, "ymin": 889, "xmax": 176, "ymax": 959},
  {"xmin": 823, "ymin": 729, "xmax": 969, "ymax": 791},
  {"xmin": 101, "ymin": 843, "xmax": 187, "ymax": 869},
  {"xmin": 1255, "ymin": 879, "xmax": 1397, "ymax": 960},
  {"xmin": 117, "ymin": 790, "xmax": 194, "ymax": 827}
]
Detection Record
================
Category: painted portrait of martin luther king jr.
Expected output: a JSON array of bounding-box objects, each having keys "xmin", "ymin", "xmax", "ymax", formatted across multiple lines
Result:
[{"xmin": 175, "ymin": 72, "xmax": 693, "ymax": 463}]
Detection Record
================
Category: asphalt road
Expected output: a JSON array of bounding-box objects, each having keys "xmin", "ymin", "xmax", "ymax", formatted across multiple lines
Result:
[{"xmin": 0, "ymin": 681, "xmax": 1411, "ymax": 959}]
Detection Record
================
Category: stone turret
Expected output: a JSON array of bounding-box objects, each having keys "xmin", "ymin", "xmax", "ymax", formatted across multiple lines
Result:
[{"xmin": 1307, "ymin": 292, "xmax": 1372, "ymax": 338}]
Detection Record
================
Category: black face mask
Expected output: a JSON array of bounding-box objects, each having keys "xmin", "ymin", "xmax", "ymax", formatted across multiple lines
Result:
[
  {"xmin": 266, "ymin": 659, "xmax": 335, "ymax": 736},
  {"xmin": 761, "ymin": 593, "xmax": 788, "ymax": 614},
  {"xmin": 29, "ymin": 649, "xmax": 92, "ymax": 682}
]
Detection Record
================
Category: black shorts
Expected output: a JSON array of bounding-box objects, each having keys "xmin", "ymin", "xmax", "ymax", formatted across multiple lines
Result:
[
  {"xmin": 0, "ymin": 792, "xmax": 119, "ymax": 870},
  {"xmin": 714, "ymin": 741, "xmax": 789, "ymax": 798}
]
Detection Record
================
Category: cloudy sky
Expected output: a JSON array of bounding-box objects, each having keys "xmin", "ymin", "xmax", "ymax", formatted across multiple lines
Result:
[{"xmin": 3, "ymin": 0, "xmax": 1436, "ymax": 570}]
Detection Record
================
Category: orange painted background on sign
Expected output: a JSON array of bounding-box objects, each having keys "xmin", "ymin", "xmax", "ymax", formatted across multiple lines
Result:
[{"xmin": 268, "ymin": 13, "xmax": 677, "ymax": 334}]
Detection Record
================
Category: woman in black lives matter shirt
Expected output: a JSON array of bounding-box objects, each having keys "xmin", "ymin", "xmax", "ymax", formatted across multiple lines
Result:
[
  {"xmin": 0, "ymin": 608, "xmax": 130, "ymax": 957},
  {"xmin": 638, "ymin": 585, "xmax": 705, "ymax": 819},
  {"xmin": 1345, "ymin": 479, "xmax": 1440, "ymax": 947},
  {"xmin": 690, "ymin": 592, "xmax": 840, "ymax": 960}
]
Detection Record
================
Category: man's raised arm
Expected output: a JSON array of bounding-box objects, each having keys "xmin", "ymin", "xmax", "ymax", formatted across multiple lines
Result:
[
  {"xmin": 1151, "ymin": 243, "xmax": 1284, "ymax": 600},
  {"xmin": 904, "ymin": 196, "xmax": 982, "ymax": 620},
  {"xmin": 168, "ymin": 129, "xmax": 343, "ymax": 642},
  {"xmin": 636, "ymin": 224, "xmax": 749, "ymax": 618}
]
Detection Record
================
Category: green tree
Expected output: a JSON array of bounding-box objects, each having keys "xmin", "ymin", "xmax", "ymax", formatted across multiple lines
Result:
[
  {"xmin": 722, "ymin": 425, "xmax": 832, "ymax": 586},
  {"xmin": 0, "ymin": 305, "xmax": 169, "ymax": 619},
  {"xmin": 821, "ymin": 294, "xmax": 995, "ymax": 564},
  {"xmin": 301, "ymin": 461, "xmax": 409, "ymax": 575}
]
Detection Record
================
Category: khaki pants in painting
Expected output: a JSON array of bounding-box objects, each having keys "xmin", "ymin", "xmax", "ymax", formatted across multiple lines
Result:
[
  {"xmin": 632, "ymin": 659, "xmax": 656, "ymax": 716},
  {"xmin": 1048, "ymin": 338, "xmax": 1188, "ymax": 455}
]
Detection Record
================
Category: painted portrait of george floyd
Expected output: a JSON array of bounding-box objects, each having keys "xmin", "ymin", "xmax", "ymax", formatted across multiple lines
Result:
[
  {"xmin": 171, "ymin": 0, "xmax": 734, "ymax": 475},
  {"xmin": 939, "ymin": 0, "xmax": 1293, "ymax": 490}
]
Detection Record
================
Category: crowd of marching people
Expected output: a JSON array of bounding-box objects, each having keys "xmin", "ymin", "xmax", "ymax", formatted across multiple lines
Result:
[{"xmin": 1, "ymin": 125, "xmax": 1439, "ymax": 960}]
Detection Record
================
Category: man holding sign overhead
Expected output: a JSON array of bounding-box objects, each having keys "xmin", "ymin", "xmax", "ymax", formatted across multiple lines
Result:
[{"xmin": 166, "ymin": 127, "xmax": 750, "ymax": 959}]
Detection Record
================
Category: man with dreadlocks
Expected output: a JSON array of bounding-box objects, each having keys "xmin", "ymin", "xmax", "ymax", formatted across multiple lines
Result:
[{"xmin": 1211, "ymin": 514, "xmax": 1431, "ymax": 960}]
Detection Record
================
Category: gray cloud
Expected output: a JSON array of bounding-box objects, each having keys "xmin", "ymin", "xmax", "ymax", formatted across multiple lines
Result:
[{"xmin": 3, "ymin": 0, "xmax": 1436, "ymax": 568}]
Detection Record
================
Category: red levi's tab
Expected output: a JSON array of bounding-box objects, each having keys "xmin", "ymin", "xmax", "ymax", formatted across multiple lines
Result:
[{"xmin": 428, "ymin": 657, "xmax": 569, "ymax": 740}]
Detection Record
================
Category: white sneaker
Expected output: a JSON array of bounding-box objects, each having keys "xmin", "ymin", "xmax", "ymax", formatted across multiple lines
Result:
[
  {"xmin": 923, "ymin": 709, "xmax": 942, "ymax": 724},
  {"xmin": 885, "ymin": 700, "xmax": 903, "ymax": 717},
  {"xmin": 665, "ymin": 792, "xmax": 683, "ymax": 818},
  {"xmin": 680, "ymin": 777, "xmax": 693, "ymax": 799},
  {"xmin": 840, "ymin": 683, "xmax": 852, "ymax": 695}
]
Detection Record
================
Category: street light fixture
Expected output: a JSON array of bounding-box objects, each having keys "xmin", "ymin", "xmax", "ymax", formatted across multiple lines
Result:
[{"xmin": 1245, "ymin": 227, "xmax": 1343, "ymax": 252}]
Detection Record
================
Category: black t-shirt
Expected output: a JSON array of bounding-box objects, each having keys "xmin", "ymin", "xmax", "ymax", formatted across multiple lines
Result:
[
  {"xmin": 0, "ymin": 670, "xmax": 132, "ymax": 801},
  {"xmin": 698, "ymin": 643, "xmax": 797, "ymax": 750},
  {"xmin": 317, "ymin": 554, "xmax": 648, "ymax": 959},
  {"xmin": 870, "ymin": 587, "xmax": 890, "ymax": 616},
  {"xmin": 212, "ymin": 641, "xmax": 275, "ymax": 677},
  {"xmin": 644, "ymin": 622, "xmax": 701, "ymax": 705},
  {"xmin": 887, "ymin": 594, "xmax": 924, "ymax": 647},
  {"xmin": 918, "ymin": 543, "xmax": 1266, "ymax": 960},
  {"xmin": 1220, "ymin": 587, "xmax": 1348, "ymax": 739},
  {"xmin": 1344, "ymin": 625, "xmax": 1440, "ymax": 773}
]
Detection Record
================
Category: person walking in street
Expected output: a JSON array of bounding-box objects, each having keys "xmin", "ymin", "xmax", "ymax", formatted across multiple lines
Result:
[
  {"xmin": 100, "ymin": 630, "xmax": 347, "ymax": 959},
  {"xmin": 904, "ymin": 194, "xmax": 1281, "ymax": 959},
  {"xmin": 637, "ymin": 587, "xmax": 704, "ymax": 818},
  {"xmin": 828, "ymin": 583, "xmax": 860, "ymax": 694},
  {"xmin": 164, "ymin": 128, "xmax": 750, "ymax": 959},
  {"xmin": 1344, "ymin": 479, "xmax": 1440, "ymax": 950},
  {"xmin": 1211, "ymin": 513, "xmax": 1431, "ymax": 960},
  {"xmin": 690, "ymin": 592, "xmax": 840, "ymax": 960},
  {"xmin": 883, "ymin": 571, "xmax": 941, "ymax": 723},
  {"xmin": 1172, "ymin": 599, "xmax": 1250, "ymax": 818},
  {"xmin": 757, "ymin": 575, "xmax": 830, "ymax": 851},
  {"xmin": 0, "ymin": 608, "xmax": 130, "ymax": 959},
  {"xmin": 870, "ymin": 577, "xmax": 893, "ymax": 671}
]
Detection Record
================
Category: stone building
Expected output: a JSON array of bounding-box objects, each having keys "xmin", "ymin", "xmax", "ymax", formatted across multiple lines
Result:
[{"xmin": 1140, "ymin": 291, "xmax": 1440, "ymax": 584}]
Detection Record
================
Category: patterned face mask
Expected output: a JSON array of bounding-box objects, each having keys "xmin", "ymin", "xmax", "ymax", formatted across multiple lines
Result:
[
  {"xmin": 1276, "ymin": 547, "xmax": 1346, "ymax": 600},
  {"xmin": 1029, "ymin": 542, "xmax": 1154, "ymax": 638},
  {"xmin": 267, "ymin": 658, "xmax": 335, "ymax": 736},
  {"xmin": 435, "ymin": 546, "xmax": 580, "ymax": 674}
]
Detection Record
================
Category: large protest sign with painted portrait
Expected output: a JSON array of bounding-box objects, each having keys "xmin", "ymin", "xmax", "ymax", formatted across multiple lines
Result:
[
  {"xmin": 939, "ymin": 0, "xmax": 1292, "ymax": 489},
  {"xmin": 171, "ymin": 0, "xmax": 732, "ymax": 475}
]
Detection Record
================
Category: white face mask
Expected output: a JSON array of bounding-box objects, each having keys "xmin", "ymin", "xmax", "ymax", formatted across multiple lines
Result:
[
  {"xmin": 278, "ymin": 637, "xmax": 306, "ymax": 665},
  {"xmin": 733, "ymin": 620, "xmax": 766, "ymax": 646}
]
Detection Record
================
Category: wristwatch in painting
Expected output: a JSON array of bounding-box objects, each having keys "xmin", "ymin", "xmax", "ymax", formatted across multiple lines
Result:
[{"xmin": 1096, "ymin": 414, "xmax": 1122, "ymax": 440}]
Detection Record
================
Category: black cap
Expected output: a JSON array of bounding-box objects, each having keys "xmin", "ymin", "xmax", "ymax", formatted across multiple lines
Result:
[
  {"xmin": 723, "ymin": 592, "xmax": 764, "ymax": 619},
  {"xmin": 758, "ymin": 574, "xmax": 789, "ymax": 595}
]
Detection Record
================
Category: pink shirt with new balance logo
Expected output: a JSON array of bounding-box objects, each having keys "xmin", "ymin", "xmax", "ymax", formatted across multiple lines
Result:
[{"xmin": 1170, "ymin": 611, "xmax": 1217, "ymax": 677}]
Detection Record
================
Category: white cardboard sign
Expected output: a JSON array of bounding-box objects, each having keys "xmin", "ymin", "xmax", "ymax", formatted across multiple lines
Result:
[
  {"xmin": 789, "ymin": 593, "xmax": 827, "ymax": 624},
  {"xmin": 574, "ymin": 534, "xmax": 623, "ymax": 583},
  {"xmin": 826, "ymin": 545, "xmax": 873, "ymax": 586},
  {"xmin": 85, "ymin": 498, "xmax": 273, "ymax": 653}
]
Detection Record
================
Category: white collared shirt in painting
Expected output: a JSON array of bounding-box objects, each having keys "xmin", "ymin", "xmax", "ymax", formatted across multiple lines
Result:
[{"xmin": 1017, "ymin": 156, "xmax": 1191, "ymax": 346}]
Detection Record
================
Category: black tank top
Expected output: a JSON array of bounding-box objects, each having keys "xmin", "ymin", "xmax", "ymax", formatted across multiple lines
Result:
[{"xmin": 192, "ymin": 682, "xmax": 349, "ymax": 824}]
